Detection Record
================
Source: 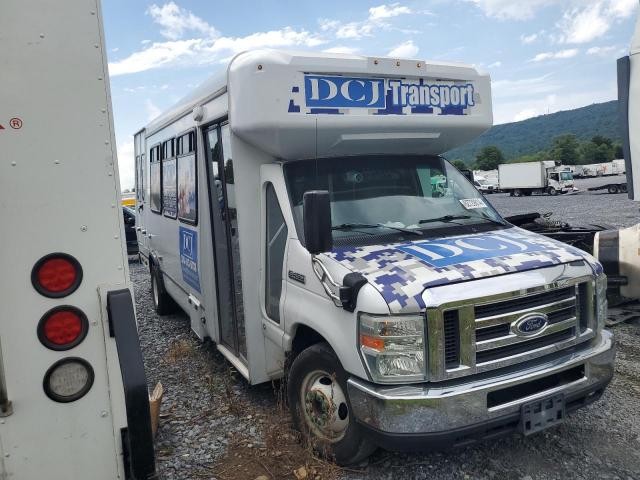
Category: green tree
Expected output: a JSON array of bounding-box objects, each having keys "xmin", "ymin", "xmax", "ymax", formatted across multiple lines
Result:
[
  {"xmin": 451, "ymin": 159, "xmax": 467, "ymax": 171},
  {"xmin": 513, "ymin": 151, "xmax": 548, "ymax": 163},
  {"xmin": 579, "ymin": 142, "xmax": 598, "ymax": 164},
  {"xmin": 592, "ymin": 135, "xmax": 613, "ymax": 147},
  {"xmin": 614, "ymin": 143, "xmax": 624, "ymax": 159},
  {"xmin": 474, "ymin": 146, "xmax": 505, "ymax": 170},
  {"xmin": 550, "ymin": 134, "xmax": 580, "ymax": 165},
  {"xmin": 594, "ymin": 144, "xmax": 614, "ymax": 163}
]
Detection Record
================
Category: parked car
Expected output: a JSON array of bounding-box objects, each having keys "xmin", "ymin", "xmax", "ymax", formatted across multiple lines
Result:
[
  {"xmin": 474, "ymin": 177, "xmax": 496, "ymax": 194},
  {"xmin": 123, "ymin": 206, "xmax": 139, "ymax": 255}
]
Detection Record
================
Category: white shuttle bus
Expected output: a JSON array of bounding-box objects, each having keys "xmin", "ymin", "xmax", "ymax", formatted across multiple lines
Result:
[
  {"xmin": 135, "ymin": 50, "xmax": 615, "ymax": 463},
  {"xmin": 1, "ymin": 0, "xmax": 156, "ymax": 478}
]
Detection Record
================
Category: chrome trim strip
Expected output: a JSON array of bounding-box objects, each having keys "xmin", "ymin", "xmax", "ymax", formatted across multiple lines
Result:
[
  {"xmin": 476, "ymin": 318, "xmax": 576, "ymax": 352},
  {"xmin": 475, "ymin": 297, "xmax": 576, "ymax": 328}
]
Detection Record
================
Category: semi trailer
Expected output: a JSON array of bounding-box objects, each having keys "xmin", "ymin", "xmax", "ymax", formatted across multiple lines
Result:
[
  {"xmin": 0, "ymin": 1, "xmax": 156, "ymax": 478},
  {"xmin": 135, "ymin": 50, "xmax": 614, "ymax": 464}
]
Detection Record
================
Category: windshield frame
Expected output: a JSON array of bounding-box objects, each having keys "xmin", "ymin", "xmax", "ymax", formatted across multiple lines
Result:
[{"xmin": 283, "ymin": 154, "xmax": 509, "ymax": 248}]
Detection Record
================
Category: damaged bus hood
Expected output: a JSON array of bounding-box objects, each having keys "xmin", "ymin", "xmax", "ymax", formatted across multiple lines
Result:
[{"xmin": 326, "ymin": 227, "xmax": 601, "ymax": 313}]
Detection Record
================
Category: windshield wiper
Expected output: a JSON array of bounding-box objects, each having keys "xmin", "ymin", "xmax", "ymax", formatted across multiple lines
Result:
[
  {"xmin": 331, "ymin": 223, "xmax": 423, "ymax": 236},
  {"xmin": 418, "ymin": 215, "xmax": 471, "ymax": 224},
  {"xmin": 475, "ymin": 212, "xmax": 509, "ymax": 227}
]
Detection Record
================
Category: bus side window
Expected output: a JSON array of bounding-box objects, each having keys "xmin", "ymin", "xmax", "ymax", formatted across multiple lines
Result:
[
  {"xmin": 177, "ymin": 131, "xmax": 197, "ymax": 224},
  {"xmin": 265, "ymin": 183, "xmax": 287, "ymax": 323},
  {"xmin": 150, "ymin": 145, "xmax": 162, "ymax": 213},
  {"xmin": 162, "ymin": 138, "xmax": 177, "ymax": 219}
]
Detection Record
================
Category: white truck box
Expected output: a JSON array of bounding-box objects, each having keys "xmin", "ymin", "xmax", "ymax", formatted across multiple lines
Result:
[{"xmin": 498, "ymin": 162, "xmax": 546, "ymax": 189}]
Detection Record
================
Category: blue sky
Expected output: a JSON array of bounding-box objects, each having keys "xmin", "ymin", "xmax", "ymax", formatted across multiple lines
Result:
[{"xmin": 103, "ymin": 0, "xmax": 639, "ymax": 189}]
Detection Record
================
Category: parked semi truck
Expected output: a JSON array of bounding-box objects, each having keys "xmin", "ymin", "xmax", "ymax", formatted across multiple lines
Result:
[
  {"xmin": 135, "ymin": 50, "xmax": 614, "ymax": 464},
  {"xmin": 499, "ymin": 161, "xmax": 575, "ymax": 196},
  {"xmin": 0, "ymin": 1, "xmax": 156, "ymax": 478}
]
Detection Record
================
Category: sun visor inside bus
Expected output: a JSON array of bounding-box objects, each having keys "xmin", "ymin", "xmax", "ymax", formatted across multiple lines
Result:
[{"xmin": 228, "ymin": 50, "xmax": 493, "ymax": 160}]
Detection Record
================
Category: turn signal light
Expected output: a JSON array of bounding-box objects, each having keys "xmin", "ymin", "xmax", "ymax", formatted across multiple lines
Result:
[
  {"xmin": 31, "ymin": 253, "xmax": 83, "ymax": 298},
  {"xmin": 37, "ymin": 306, "xmax": 88, "ymax": 350}
]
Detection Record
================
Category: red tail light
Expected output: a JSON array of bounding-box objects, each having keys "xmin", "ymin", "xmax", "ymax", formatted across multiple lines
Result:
[
  {"xmin": 38, "ymin": 306, "xmax": 88, "ymax": 350},
  {"xmin": 31, "ymin": 253, "xmax": 83, "ymax": 298}
]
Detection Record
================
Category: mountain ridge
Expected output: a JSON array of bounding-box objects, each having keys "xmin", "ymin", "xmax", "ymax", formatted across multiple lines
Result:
[{"xmin": 445, "ymin": 100, "xmax": 621, "ymax": 164}]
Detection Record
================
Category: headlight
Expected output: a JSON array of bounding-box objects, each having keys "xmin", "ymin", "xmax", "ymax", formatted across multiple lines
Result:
[
  {"xmin": 358, "ymin": 313, "xmax": 426, "ymax": 383},
  {"xmin": 595, "ymin": 273, "xmax": 607, "ymax": 330}
]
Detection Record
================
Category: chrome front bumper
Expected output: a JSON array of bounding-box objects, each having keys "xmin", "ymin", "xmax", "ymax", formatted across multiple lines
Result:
[{"xmin": 347, "ymin": 330, "xmax": 614, "ymax": 442}]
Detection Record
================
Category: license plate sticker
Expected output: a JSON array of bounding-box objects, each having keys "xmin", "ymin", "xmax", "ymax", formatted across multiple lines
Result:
[{"xmin": 520, "ymin": 394, "xmax": 565, "ymax": 436}]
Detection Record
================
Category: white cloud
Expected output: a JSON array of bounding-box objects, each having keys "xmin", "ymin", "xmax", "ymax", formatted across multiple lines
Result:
[
  {"xmin": 530, "ymin": 48, "xmax": 579, "ymax": 62},
  {"xmin": 492, "ymin": 74, "xmax": 559, "ymax": 100},
  {"xmin": 109, "ymin": 28, "xmax": 324, "ymax": 76},
  {"xmin": 111, "ymin": 47, "xmax": 120, "ymax": 52},
  {"xmin": 387, "ymin": 40, "xmax": 419, "ymax": 58},
  {"xmin": 467, "ymin": 1, "xmax": 637, "ymax": 45},
  {"xmin": 323, "ymin": 46, "xmax": 361, "ymax": 54},
  {"xmin": 514, "ymin": 108, "xmax": 539, "ymax": 122},
  {"xmin": 487, "ymin": 61, "xmax": 502, "ymax": 68},
  {"xmin": 466, "ymin": 0, "xmax": 554, "ymax": 20},
  {"xmin": 320, "ymin": 3, "xmax": 414, "ymax": 40},
  {"xmin": 117, "ymin": 139, "xmax": 135, "ymax": 191},
  {"xmin": 587, "ymin": 45, "xmax": 619, "ymax": 55},
  {"xmin": 145, "ymin": 99, "xmax": 162, "ymax": 121},
  {"xmin": 147, "ymin": 1, "xmax": 217, "ymax": 40},
  {"xmin": 557, "ymin": 0, "xmax": 638, "ymax": 44},
  {"xmin": 558, "ymin": 3, "xmax": 610, "ymax": 44},
  {"xmin": 368, "ymin": 3, "xmax": 412, "ymax": 20}
]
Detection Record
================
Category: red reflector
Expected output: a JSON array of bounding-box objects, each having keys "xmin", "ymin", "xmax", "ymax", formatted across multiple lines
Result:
[
  {"xmin": 38, "ymin": 306, "xmax": 88, "ymax": 351},
  {"xmin": 31, "ymin": 253, "xmax": 83, "ymax": 298},
  {"xmin": 44, "ymin": 311, "xmax": 83, "ymax": 345},
  {"xmin": 37, "ymin": 258, "xmax": 77, "ymax": 292}
]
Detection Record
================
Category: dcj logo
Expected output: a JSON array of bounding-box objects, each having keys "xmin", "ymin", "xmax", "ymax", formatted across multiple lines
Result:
[
  {"xmin": 304, "ymin": 75, "xmax": 385, "ymax": 109},
  {"xmin": 181, "ymin": 230, "xmax": 195, "ymax": 259}
]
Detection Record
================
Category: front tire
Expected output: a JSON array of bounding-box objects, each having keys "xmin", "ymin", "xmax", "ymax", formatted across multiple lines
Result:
[
  {"xmin": 608, "ymin": 185, "xmax": 619, "ymax": 194},
  {"xmin": 548, "ymin": 187, "xmax": 558, "ymax": 196},
  {"xmin": 288, "ymin": 342, "xmax": 376, "ymax": 465}
]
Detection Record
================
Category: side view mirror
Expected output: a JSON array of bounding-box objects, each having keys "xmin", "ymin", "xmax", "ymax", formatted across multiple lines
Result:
[{"xmin": 303, "ymin": 190, "xmax": 333, "ymax": 255}]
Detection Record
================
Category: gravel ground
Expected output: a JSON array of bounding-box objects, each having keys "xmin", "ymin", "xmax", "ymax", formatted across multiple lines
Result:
[
  {"xmin": 133, "ymin": 175, "xmax": 640, "ymax": 479},
  {"xmin": 486, "ymin": 175, "xmax": 639, "ymax": 229}
]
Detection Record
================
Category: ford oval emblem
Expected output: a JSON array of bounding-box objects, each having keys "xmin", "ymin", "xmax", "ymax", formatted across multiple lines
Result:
[{"xmin": 514, "ymin": 313, "xmax": 548, "ymax": 336}]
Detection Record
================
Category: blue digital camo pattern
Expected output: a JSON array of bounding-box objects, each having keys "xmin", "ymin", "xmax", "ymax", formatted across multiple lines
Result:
[{"xmin": 327, "ymin": 227, "xmax": 600, "ymax": 313}]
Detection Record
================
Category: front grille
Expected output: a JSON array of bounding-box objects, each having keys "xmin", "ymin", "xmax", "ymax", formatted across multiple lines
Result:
[
  {"xmin": 443, "ymin": 310, "xmax": 460, "ymax": 369},
  {"xmin": 426, "ymin": 277, "xmax": 596, "ymax": 382},
  {"xmin": 476, "ymin": 328, "xmax": 575, "ymax": 364},
  {"xmin": 475, "ymin": 286, "xmax": 574, "ymax": 319}
]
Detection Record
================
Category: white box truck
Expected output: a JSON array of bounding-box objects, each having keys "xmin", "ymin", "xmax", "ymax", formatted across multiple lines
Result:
[
  {"xmin": 134, "ymin": 50, "xmax": 614, "ymax": 464},
  {"xmin": 0, "ymin": 0, "xmax": 156, "ymax": 478},
  {"xmin": 499, "ymin": 161, "xmax": 575, "ymax": 196}
]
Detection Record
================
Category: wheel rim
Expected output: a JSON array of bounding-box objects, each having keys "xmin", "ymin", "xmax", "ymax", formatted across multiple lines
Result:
[{"xmin": 300, "ymin": 369, "xmax": 349, "ymax": 443}]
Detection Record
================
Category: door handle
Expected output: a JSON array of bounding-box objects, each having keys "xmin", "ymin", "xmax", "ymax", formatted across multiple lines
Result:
[
  {"xmin": 141, "ymin": 229, "xmax": 147, "ymax": 235},
  {"xmin": 0, "ymin": 338, "xmax": 13, "ymax": 417}
]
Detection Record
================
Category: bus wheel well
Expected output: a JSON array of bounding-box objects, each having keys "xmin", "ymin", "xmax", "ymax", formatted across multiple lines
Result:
[{"xmin": 289, "ymin": 325, "xmax": 327, "ymax": 363}]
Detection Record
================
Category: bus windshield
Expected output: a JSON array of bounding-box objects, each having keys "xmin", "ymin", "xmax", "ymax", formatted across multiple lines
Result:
[{"xmin": 284, "ymin": 155, "xmax": 506, "ymax": 244}]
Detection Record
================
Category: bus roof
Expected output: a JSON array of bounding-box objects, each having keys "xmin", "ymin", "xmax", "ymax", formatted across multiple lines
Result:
[{"xmin": 143, "ymin": 49, "xmax": 493, "ymax": 159}]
